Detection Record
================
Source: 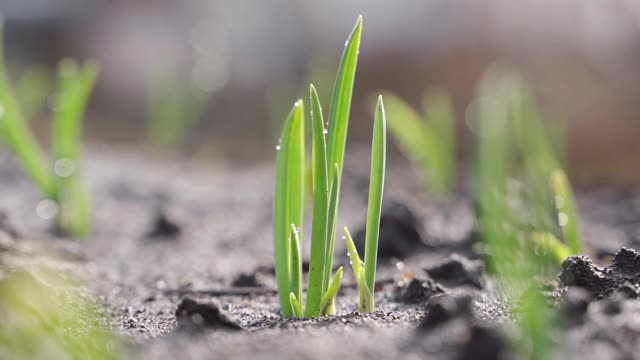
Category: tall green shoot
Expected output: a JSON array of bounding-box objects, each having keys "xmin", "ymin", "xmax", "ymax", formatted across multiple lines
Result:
[
  {"xmin": 273, "ymin": 101, "xmax": 305, "ymax": 317},
  {"xmin": 344, "ymin": 95, "xmax": 386, "ymax": 313},
  {"xmin": 52, "ymin": 59, "xmax": 99, "ymax": 237},
  {"xmin": 0, "ymin": 22, "xmax": 56, "ymax": 198},
  {"xmin": 273, "ymin": 17, "xmax": 367, "ymax": 318}
]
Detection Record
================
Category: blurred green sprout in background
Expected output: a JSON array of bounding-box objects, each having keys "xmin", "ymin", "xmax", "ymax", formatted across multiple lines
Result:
[
  {"xmin": 378, "ymin": 90, "xmax": 456, "ymax": 195},
  {"xmin": 0, "ymin": 20, "xmax": 98, "ymax": 238},
  {"xmin": 0, "ymin": 268, "xmax": 124, "ymax": 359},
  {"xmin": 472, "ymin": 67, "xmax": 582, "ymax": 359}
]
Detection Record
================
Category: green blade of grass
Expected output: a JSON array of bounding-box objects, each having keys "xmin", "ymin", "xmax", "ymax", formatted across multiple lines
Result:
[
  {"xmin": 52, "ymin": 59, "xmax": 98, "ymax": 159},
  {"xmin": 379, "ymin": 91, "xmax": 433, "ymax": 190},
  {"xmin": 52, "ymin": 59, "xmax": 99, "ymax": 237},
  {"xmin": 322, "ymin": 163, "xmax": 340, "ymax": 315},
  {"xmin": 289, "ymin": 292, "xmax": 303, "ymax": 319},
  {"xmin": 320, "ymin": 266, "xmax": 343, "ymax": 315},
  {"xmin": 273, "ymin": 100, "xmax": 305, "ymax": 317},
  {"xmin": 529, "ymin": 231, "xmax": 572, "ymax": 264},
  {"xmin": 344, "ymin": 226, "xmax": 373, "ymax": 312},
  {"xmin": 305, "ymin": 84, "xmax": 329, "ymax": 318},
  {"xmin": 289, "ymin": 224, "xmax": 302, "ymax": 311},
  {"xmin": 422, "ymin": 90, "xmax": 455, "ymax": 193},
  {"xmin": 363, "ymin": 95, "xmax": 386, "ymax": 292},
  {"xmin": 550, "ymin": 169, "xmax": 581, "ymax": 254},
  {"xmin": 0, "ymin": 22, "xmax": 56, "ymax": 198},
  {"xmin": 326, "ymin": 16, "xmax": 362, "ymax": 179},
  {"xmin": 323, "ymin": 17, "xmax": 362, "ymax": 271}
]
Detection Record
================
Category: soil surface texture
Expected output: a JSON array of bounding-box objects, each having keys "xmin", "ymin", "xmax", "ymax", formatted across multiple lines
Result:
[{"xmin": 1, "ymin": 147, "xmax": 640, "ymax": 359}]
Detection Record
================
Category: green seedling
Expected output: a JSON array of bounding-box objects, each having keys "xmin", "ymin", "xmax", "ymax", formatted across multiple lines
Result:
[
  {"xmin": 0, "ymin": 21, "xmax": 98, "ymax": 237},
  {"xmin": 379, "ymin": 90, "xmax": 455, "ymax": 194},
  {"xmin": 52, "ymin": 59, "xmax": 99, "ymax": 237},
  {"xmin": 473, "ymin": 67, "xmax": 581, "ymax": 360},
  {"xmin": 14, "ymin": 64, "xmax": 52, "ymax": 119},
  {"xmin": 274, "ymin": 17, "xmax": 384, "ymax": 318},
  {"xmin": 145, "ymin": 64, "xmax": 211, "ymax": 149},
  {"xmin": 550, "ymin": 168, "xmax": 581, "ymax": 254},
  {"xmin": 0, "ymin": 268, "xmax": 125, "ymax": 359},
  {"xmin": 343, "ymin": 96, "xmax": 386, "ymax": 313}
]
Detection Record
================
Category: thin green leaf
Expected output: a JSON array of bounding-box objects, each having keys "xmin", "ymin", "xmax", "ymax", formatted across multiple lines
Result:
[
  {"xmin": 550, "ymin": 169, "xmax": 581, "ymax": 254},
  {"xmin": 52, "ymin": 59, "xmax": 99, "ymax": 237},
  {"xmin": 344, "ymin": 226, "xmax": 373, "ymax": 312},
  {"xmin": 305, "ymin": 84, "xmax": 329, "ymax": 318},
  {"xmin": 0, "ymin": 22, "xmax": 56, "ymax": 198},
  {"xmin": 273, "ymin": 100, "xmax": 305, "ymax": 317},
  {"xmin": 289, "ymin": 293, "xmax": 303, "ymax": 319},
  {"xmin": 289, "ymin": 224, "xmax": 302, "ymax": 307},
  {"xmin": 323, "ymin": 163, "xmax": 340, "ymax": 291},
  {"xmin": 422, "ymin": 90, "xmax": 455, "ymax": 193},
  {"xmin": 326, "ymin": 16, "xmax": 362, "ymax": 179},
  {"xmin": 320, "ymin": 267, "xmax": 343, "ymax": 315},
  {"xmin": 323, "ymin": 18, "xmax": 362, "ymax": 277},
  {"xmin": 363, "ymin": 95, "xmax": 386, "ymax": 292},
  {"xmin": 380, "ymin": 92, "xmax": 432, "ymax": 188},
  {"xmin": 529, "ymin": 232, "xmax": 572, "ymax": 264}
]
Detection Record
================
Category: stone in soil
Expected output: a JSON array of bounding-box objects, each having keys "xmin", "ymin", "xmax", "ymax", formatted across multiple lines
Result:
[
  {"xmin": 145, "ymin": 208, "xmax": 182, "ymax": 239},
  {"xmin": 559, "ymin": 248, "xmax": 640, "ymax": 298},
  {"xmin": 425, "ymin": 253, "xmax": 485, "ymax": 289},
  {"xmin": 231, "ymin": 272, "xmax": 265, "ymax": 287},
  {"xmin": 394, "ymin": 277, "xmax": 444, "ymax": 304},
  {"xmin": 418, "ymin": 293, "xmax": 472, "ymax": 331},
  {"xmin": 557, "ymin": 286, "xmax": 592, "ymax": 327},
  {"xmin": 0, "ymin": 211, "xmax": 20, "ymax": 239},
  {"xmin": 175, "ymin": 297, "xmax": 242, "ymax": 332},
  {"xmin": 353, "ymin": 200, "xmax": 426, "ymax": 260}
]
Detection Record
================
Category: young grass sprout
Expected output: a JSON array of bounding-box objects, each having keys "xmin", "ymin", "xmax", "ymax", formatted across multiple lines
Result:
[
  {"xmin": 0, "ymin": 20, "xmax": 98, "ymax": 237},
  {"xmin": 472, "ymin": 67, "xmax": 582, "ymax": 359},
  {"xmin": 379, "ymin": 90, "xmax": 455, "ymax": 194},
  {"xmin": 273, "ymin": 16, "xmax": 386, "ymax": 318}
]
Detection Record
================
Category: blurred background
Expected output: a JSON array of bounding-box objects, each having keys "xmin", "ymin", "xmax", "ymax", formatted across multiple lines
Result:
[{"xmin": 2, "ymin": 0, "xmax": 640, "ymax": 186}]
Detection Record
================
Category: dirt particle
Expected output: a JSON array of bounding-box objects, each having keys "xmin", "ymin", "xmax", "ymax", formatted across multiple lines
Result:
[
  {"xmin": 175, "ymin": 297, "xmax": 242, "ymax": 332},
  {"xmin": 145, "ymin": 209, "xmax": 181, "ymax": 239},
  {"xmin": 457, "ymin": 324, "xmax": 505, "ymax": 360},
  {"xmin": 395, "ymin": 278, "xmax": 444, "ymax": 304},
  {"xmin": 558, "ymin": 287, "xmax": 592, "ymax": 327},
  {"xmin": 0, "ymin": 211, "xmax": 20, "ymax": 240},
  {"xmin": 352, "ymin": 200, "xmax": 425, "ymax": 260},
  {"xmin": 418, "ymin": 293, "xmax": 472, "ymax": 331},
  {"xmin": 425, "ymin": 254, "xmax": 484, "ymax": 289},
  {"xmin": 559, "ymin": 248, "xmax": 640, "ymax": 299},
  {"xmin": 231, "ymin": 272, "xmax": 264, "ymax": 287}
]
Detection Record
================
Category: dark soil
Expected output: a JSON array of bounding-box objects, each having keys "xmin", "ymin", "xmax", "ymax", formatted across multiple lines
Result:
[{"xmin": 1, "ymin": 147, "xmax": 640, "ymax": 359}]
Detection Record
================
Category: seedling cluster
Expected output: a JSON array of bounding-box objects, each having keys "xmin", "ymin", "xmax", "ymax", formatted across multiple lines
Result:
[
  {"xmin": 273, "ymin": 16, "xmax": 387, "ymax": 318},
  {"xmin": 0, "ymin": 21, "xmax": 98, "ymax": 237}
]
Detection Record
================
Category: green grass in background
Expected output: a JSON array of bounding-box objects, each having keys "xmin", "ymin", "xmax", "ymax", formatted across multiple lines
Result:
[
  {"xmin": 472, "ymin": 67, "xmax": 582, "ymax": 359},
  {"xmin": 0, "ymin": 20, "xmax": 98, "ymax": 238},
  {"xmin": 378, "ymin": 90, "xmax": 455, "ymax": 195}
]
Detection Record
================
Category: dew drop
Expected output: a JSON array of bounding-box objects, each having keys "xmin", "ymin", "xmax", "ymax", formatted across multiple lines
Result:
[
  {"xmin": 558, "ymin": 212, "xmax": 569, "ymax": 227},
  {"xmin": 345, "ymin": 40, "xmax": 349, "ymax": 46},
  {"xmin": 342, "ymin": 235, "xmax": 346, "ymax": 240},
  {"xmin": 54, "ymin": 157, "xmax": 76, "ymax": 177},
  {"xmin": 275, "ymin": 145, "xmax": 281, "ymax": 151},
  {"xmin": 36, "ymin": 199, "xmax": 59, "ymax": 220},
  {"xmin": 323, "ymin": 129, "xmax": 328, "ymax": 135}
]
